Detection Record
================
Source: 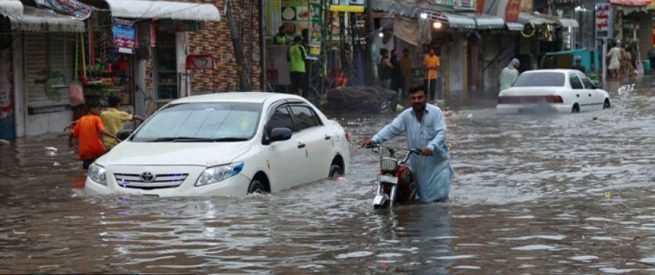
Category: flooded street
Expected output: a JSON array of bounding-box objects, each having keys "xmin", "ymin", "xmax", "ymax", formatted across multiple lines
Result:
[{"xmin": 1, "ymin": 80, "xmax": 655, "ymax": 273}]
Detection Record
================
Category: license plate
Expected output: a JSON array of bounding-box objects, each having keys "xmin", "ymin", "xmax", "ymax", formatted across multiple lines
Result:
[{"xmin": 377, "ymin": 175, "xmax": 398, "ymax": 184}]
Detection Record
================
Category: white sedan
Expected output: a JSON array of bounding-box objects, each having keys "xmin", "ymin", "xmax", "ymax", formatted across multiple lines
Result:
[
  {"xmin": 85, "ymin": 92, "xmax": 350, "ymax": 197},
  {"xmin": 496, "ymin": 69, "xmax": 611, "ymax": 114}
]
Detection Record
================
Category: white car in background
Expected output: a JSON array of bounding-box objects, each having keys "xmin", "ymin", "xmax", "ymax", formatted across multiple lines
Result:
[
  {"xmin": 496, "ymin": 69, "xmax": 611, "ymax": 114},
  {"xmin": 85, "ymin": 92, "xmax": 350, "ymax": 197}
]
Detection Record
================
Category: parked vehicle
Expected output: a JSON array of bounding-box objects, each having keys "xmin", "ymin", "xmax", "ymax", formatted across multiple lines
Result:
[
  {"xmin": 539, "ymin": 49, "xmax": 599, "ymax": 81},
  {"xmin": 85, "ymin": 92, "xmax": 350, "ymax": 197},
  {"xmin": 496, "ymin": 69, "xmax": 611, "ymax": 114},
  {"xmin": 370, "ymin": 145, "xmax": 419, "ymax": 209}
]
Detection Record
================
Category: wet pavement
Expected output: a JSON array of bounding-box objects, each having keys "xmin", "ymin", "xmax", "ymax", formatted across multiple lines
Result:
[{"xmin": 1, "ymin": 79, "xmax": 654, "ymax": 273}]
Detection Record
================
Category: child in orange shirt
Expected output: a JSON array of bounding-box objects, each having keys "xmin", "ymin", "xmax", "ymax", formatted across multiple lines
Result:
[{"xmin": 69, "ymin": 102, "xmax": 119, "ymax": 169}]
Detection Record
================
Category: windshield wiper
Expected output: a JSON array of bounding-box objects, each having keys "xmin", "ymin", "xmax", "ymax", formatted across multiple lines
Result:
[
  {"xmin": 211, "ymin": 137, "xmax": 249, "ymax": 142},
  {"xmin": 145, "ymin": 137, "xmax": 248, "ymax": 142}
]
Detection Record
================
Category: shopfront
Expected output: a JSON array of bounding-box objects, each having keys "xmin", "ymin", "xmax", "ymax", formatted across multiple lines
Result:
[
  {"xmin": 0, "ymin": 1, "xmax": 86, "ymax": 137},
  {"xmin": 85, "ymin": 0, "xmax": 220, "ymax": 116}
]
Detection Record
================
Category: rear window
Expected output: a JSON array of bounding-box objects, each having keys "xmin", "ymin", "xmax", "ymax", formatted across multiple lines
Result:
[{"xmin": 513, "ymin": 72, "xmax": 565, "ymax": 87}]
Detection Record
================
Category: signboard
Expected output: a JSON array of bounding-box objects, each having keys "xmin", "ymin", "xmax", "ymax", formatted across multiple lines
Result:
[
  {"xmin": 35, "ymin": 0, "xmax": 93, "ymax": 20},
  {"xmin": 186, "ymin": 55, "xmax": 215, "ymax": 70},
  {"xmin": 434, "ymin": 0, "xmax": 453, "ymax": 7},
  {"xmin": 504, "ymin": 0, "xmax": 521, "ymax": 22},
  {"xmin": 609, "ymin": 0, "xmax": 651, "ymax": 6},
  {"xmin": 595, "ymin": 3, "xmax": 612, "ymax": 39},
  {"xmin": 307, "ymin": 0, "xmax": 322, "ymax": 60},
  {"xmin": 330, "ymin": 0, "xmax": 364, "ymax": 12},
  {"xmin": 265, "ymin": 0, "xmax": 282, "ymax": 35},
  {"xmin": 281, "ymin": 0, "xmax": 310, "ymax": 37},
  {"xmin": 491, "ymin": 0, "xmax": 521, "ymax": 22},
  {"xmin": 112, "ymin": 19, "xmax": 137, "ymax": 54}
]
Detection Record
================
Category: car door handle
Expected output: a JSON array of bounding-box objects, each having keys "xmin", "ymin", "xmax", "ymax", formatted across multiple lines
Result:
[
  {"xmin": 297, "ymin": 142, "xmax": 306, "ymax": 149},
  {"xmin": 324, "ymin": 135, "xmax": 331, "ymax": 140}
]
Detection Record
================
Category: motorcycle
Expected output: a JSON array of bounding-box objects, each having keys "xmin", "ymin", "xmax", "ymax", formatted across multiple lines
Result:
[{"xmin": 370, "ymin": 145, "xmax": 421, "ymax": 209}]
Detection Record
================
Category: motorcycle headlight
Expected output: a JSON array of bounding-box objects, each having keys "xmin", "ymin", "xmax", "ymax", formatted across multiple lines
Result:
[
  {"xmin": 380, "ymin": 157, "xmax": 398, "ymax": 172},
  {"xmin": 195, "ymin": 162, "xmax": 244, "ymax": 187},
  {"xmin": 87, "ymin": 163, "xmax": 107, "ymax": 185}
]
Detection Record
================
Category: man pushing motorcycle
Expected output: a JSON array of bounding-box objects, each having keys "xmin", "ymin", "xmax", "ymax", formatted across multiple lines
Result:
[{"xmin": 361, "ymin": 85, "xmax": 454, "ymax": 202}]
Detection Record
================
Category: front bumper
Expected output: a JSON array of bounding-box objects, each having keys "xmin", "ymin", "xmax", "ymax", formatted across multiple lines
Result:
[
  {"xmin": 84, "ymin": 167, "xmax": 251, "ymax": 197},
  {"xmin": 496, "ymin": 103, "xmax": 572, "ymax": 114}
]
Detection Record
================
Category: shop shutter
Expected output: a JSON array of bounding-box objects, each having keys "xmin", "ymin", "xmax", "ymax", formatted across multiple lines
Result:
[{"xmin": 24, "ymin": 33, "xmax": 71, "ymax": 109}]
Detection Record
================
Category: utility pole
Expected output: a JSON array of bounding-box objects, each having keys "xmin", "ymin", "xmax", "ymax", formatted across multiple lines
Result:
[
  {"xmin": 365, "ymin": 0, "xmax": 375, "ymax": 85},
  {"xmin": 259, "ymin": 0, "xmax": 266, "ymax": 91}
]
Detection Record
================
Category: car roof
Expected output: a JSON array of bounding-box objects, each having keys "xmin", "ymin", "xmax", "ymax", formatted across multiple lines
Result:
[
  {"xmin": 522, "ymin": 69, "xmax": 579, "ymax": 74},
  {"xmin": 169, "ymin": 92, "xmax": 306, "ymax": 104}
]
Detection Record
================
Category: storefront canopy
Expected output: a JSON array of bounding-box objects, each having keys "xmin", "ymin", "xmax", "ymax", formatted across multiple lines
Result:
[
  {"xmin": 465, "ymin": 13, "xmax": 505, "ymax": 30},
  {"xmin": 1, "ymin": 3, "xmax": 85, "ymax": 32},
  {"xmin": 506, "ymin": 22, "xmax": 524, "ymax": 31},
  {"xmin": 518, "ymin": 12, "xmax": 558, "ymax": 25},
  {"xmin": 371, "ymin": 0, "xmax": 437, "ymax": 17},
  {"xmin": 443, "ymin": 12, "xmax": 476, "ymax": 29},
  {"xmin": 0, "ymin": 0, "xmax": 22, "ymax": 15},
  {"xmin": 103, "ymin": 0, "xmax": 220, "ymax": 21}
]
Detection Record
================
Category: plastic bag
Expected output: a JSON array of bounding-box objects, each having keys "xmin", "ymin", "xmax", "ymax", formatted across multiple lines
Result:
[{"xmin": 68, "ymin": 81, "xmax": 85, "ymax": 106}]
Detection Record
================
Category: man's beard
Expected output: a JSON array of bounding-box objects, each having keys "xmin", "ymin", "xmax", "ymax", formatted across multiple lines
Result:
[{"xmin": 412, "ymin": 103, "xmax": 426, "ymax": 112}]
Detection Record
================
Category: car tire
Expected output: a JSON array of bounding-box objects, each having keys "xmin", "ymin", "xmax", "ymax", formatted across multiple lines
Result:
[
  {"xmin": 603, "ymin": 98, "xmax": 611, "ymax": 109},
  {"xmin": 247, "ymin": 179, "xmax": 268, "ymax": 194},
  {"xmin": 572, "ymin": 104, "xmax": 580, "ymax": 113},
  {"xmin": 329, "ymin": 164, "xmax": 343, "ymax": 179}
]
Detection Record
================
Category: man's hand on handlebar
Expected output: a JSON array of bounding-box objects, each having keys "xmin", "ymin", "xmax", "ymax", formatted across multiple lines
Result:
[
  {"xmin": 421, "ymin": 147, "xmax": 433, "ymax": 156},
  {"xmin": 360, "ymin": 138, "xmax": 376, "ymax": 148}
]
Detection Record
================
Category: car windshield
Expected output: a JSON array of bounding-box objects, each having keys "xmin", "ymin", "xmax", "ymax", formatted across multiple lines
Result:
[
  {"xmin": 132, "ymin": 102, "xmax": 262, "ymax": 142},
  {"xmin": 513, "ymin": 72, "xmax": 565, "ymax": 87}
]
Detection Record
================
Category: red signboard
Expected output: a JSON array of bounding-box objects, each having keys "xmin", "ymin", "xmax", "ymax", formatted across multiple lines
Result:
[
  {"xmin": 609, "ymin": 0, "xmax": 651, "ymax": 6},
  {"xmin": 505, "ymin": 0, "xmax": 521, "ymax": 22}
]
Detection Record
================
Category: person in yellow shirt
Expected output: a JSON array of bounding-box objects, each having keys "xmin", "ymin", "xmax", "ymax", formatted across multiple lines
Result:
[
  {"xmin": 101, "ymin": 95, "xmax": 144, "ymax": 150},
  {"xmin": 423, "ymin": 48, "xmax": 440, "ymax": 101},
  {"xmin": 400, "ymin": 48, "xmax": 412, "ymax": 96}
]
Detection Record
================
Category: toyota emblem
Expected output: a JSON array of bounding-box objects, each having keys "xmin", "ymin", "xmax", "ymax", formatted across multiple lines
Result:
[{"xmin": 141, "ymin": 172, "xmax": 155, "ymax": 182}]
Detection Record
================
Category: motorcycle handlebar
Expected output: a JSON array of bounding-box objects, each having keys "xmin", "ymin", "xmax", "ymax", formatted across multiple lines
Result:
[{"xmin": 368, "ymin": 144, "xmax": 422, "ymax": 157}]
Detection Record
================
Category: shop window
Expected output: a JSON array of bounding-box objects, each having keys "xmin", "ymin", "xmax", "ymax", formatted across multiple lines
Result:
[{"xmin": 154, "ymin": 31, "xmax": 178, "ymax": 100}]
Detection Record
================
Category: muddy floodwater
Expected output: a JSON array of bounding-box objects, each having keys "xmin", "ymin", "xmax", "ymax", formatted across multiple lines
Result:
[{"xmin": 1, "ymin": 80, "xmax": 654, "ymax": 273}]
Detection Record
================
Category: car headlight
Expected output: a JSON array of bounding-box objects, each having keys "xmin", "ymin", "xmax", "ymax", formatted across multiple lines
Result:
[
  {"xmin": 87, "ymin": 163, "xmax": 107, "ymax": 185},
  {"xmin": 195, "ymin": 162, "xmax": 244, "ymax": 187}
]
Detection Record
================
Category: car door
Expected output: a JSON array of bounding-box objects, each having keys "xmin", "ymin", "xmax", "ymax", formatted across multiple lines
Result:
[
  {"xmin": 568, "ymin": 73, "xmax": 588, "ymax": 111},
  {"xmin": 263, "ymin": 103, "xmax": 306, "ymax": 192},
  {"xmin": 288, "ymin": 104, "xmax": 332, "ymax": 183},
  {"xmin": 579, "ymin": 73, "xmax": 604, "ymax": 110}
]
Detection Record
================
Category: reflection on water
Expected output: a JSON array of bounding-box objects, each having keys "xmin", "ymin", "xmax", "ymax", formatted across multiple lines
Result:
[{"xmin": 0, "ymin": 80, "xmax": 654, "ymax": 273}]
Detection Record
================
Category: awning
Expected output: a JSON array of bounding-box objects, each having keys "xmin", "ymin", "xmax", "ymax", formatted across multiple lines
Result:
[
  {"xmin": 609, "ymin": 0, "xmax": 651, "ymax": 6},
  {"xmin": 371, "ymin": 0, "xmax": 433, "ymax": 17},
  {"xmin": 2, "ymin": 5, "xmax": 85, "ymax": 32},
  {"xmin": 393, "ymin": 16, "xmax": 419, "ymax": 45},
  {"xmin": 0, "ymin": 0, "xmax": 22, "ymax": 15},
  {"xmin": 518, "ymin": 12, "xmax": 558, "ymax": 25},
  {"xmin": 443, "ymin": 12, "xmax": 476, "ymax": 29},
  {"xmin": 506, "ymin": 22, "xmax": 524, "ymax": 31},
  {"xmin": 466, "ymin": 13, "xmax": 505, "ymax": 29},
  {"xmin": 558, "ymin": 18, "xmax": 579, "ymax": 28},
  {"xmin": 104, "ymin": 0, "xmax": 220, "ymax": 21}
]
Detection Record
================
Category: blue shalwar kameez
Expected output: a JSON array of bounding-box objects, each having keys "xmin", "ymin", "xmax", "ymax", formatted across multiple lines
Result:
[{"xmin": 372, "ymin": 104, "xmax": 453, "ymax": 202}]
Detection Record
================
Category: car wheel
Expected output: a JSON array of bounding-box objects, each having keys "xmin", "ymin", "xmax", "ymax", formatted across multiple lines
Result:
[
  {"xmin": 329, "ymin": 164, "xmax": 343, "ymax": 179},
  {"xmin": 571, "ymin": 104, "xmax": 580, "ymax": 113},
  {"xmin": 248, "ymin": 179, "xmax": 268, "ymax": 194},
  {"xmin": 603, "ymin": 98, "xmax": 611, "ymax": 109}
]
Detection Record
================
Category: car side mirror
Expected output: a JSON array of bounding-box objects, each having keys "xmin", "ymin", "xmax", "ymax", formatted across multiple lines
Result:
[
  {"xmin": 268, "ymin": 127, "xmax": 292, "ymax": 143},
  {"xmin": 592, "ymin": 81, "xmax": 602, "ymax": 89}
]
